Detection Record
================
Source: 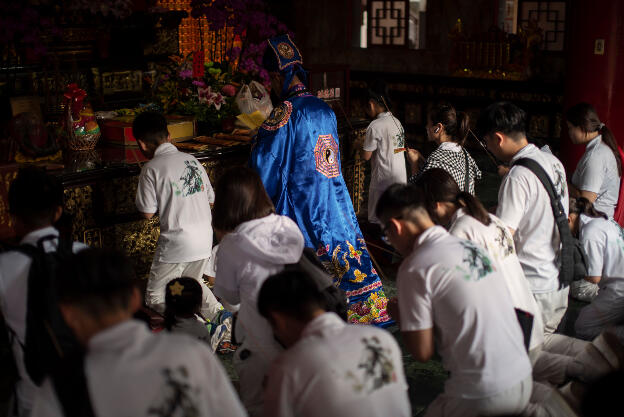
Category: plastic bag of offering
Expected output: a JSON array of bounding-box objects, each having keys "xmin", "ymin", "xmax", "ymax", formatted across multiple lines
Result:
[{"xmin": 235, "ymin": 81, "xmax": 273, "ymax": 119}]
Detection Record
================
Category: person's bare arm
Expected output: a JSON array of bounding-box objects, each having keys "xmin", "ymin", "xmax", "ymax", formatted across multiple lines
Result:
[
  {"xmin": 140, "ymin": 212, "xmax": 155, "ymax": 219},
  {"xmin": 362, "ymin": 150, "xmax": 373, "ymax": 161},
  {"xmin": 402, "ymin": 329, "xmax": 434, "ymax": 362},
  {"xmin": 585, "ymin": 275, "xmax": 601, "ymax": 284},
  {"xmin": 578, "ymin": 190, "xmax": 598, "ymax": 204},
  {"xmin": 406, "ymin": 148, "xmax": 424, "ymax": 175}
]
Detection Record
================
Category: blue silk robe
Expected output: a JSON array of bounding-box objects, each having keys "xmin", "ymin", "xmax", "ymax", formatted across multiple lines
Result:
[{"xmin": 250, "ymin": 86, "xmax": 391, "ymax": 326}]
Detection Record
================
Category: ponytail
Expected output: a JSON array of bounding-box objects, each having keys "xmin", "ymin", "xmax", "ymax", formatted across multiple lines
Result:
[
  {"xmin": 600, "ymin": 125, "xmax": 622, "ymax": 176},
  {"xmin": 163, "ymin": 307, "xmax": 177, "ymax": 331},
  {"xmin": 566, "ymin": 102, "xmax": 621, "ymax": 176},
  {"xmin": 456, "ymin": 191, "xmax": 491, "ymax": 226},
  {"xmin": 569, "ymin": 197, "xmax": 608, "ymax": 220},
  {"xmin": 415, "ymin": 168, "xmax": 490, "ymax": 226},
  {"xmin": 430, "ymin": 103, "xmax": 469, "ymax": 146},
  {"xmin": 456, "ymin": 111, "xmax": 470, "ymax": 147}
]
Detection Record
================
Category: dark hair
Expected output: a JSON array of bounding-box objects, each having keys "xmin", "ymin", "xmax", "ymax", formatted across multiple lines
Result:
[
  {"xmin": 132, "ymin": 111, "xmax": 169, "ymax": 145},
  {"xmin": 212, "ymin": 167, "xmax": 275, "ymax": 232},
  {"xmin": 367, "ymin": 79, "xmax": 391, "ymax": 109},
  {"xmin": 285, "ymin": 249, "xmax": 349, "ymax": 321},
  {"xmin": 257, "ymin": 267, "xmax": 326, "ymax": 322},
  {"xmin": 56, "ymin": 248, "xmax": 137, "ymax": 318},
  {"xmin": 430, "ymin": 103, "xmax": 470, "ymax": 145},
  {"xmin": 476, "ymin": 101, "xmax": 526, "ymax": 142},
  {"xmin": 566, "ymin": 102, "xmax": 621, "ymax": 176},
  {"xmin": 374, "ymin": 183, "xmax": 429, "ymax": 223},
  {"xmin": 164, "ymin": 277, "xmax": 203, "ymax": 330},
  {"xmin": 9, "ymin": 166, "xmax": 63, "ymax": 228},
  {"xmin": 415, "ymin": 168, "xmax": 491, "ymax": 226},
  {"xmin": 569, "ymin": 197, "xmax": 608, "ymax": 220}
]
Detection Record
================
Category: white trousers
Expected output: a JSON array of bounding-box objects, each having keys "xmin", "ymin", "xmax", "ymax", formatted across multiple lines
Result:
[
  {"xmin": 530, "ymin": 334, "xmax": 589, "ymax": 384},
  {"xmin": 575, "ymin": 286, "xmax": 624, "ymax": 341},
  {"xmin": 146, "ymin": 258, "xmax": 223, "ymax": 321},
  {"xmin": 533, "ymin": 286, "xmax": 569, "ymax": 335},
  {"xmin": 424, "ymin": 376, "xmax": 532, "ymax": 417}
]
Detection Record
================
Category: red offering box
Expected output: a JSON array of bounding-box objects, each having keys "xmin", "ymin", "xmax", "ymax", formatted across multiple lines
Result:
[{"xmin": 100, "ymin": 115, "xmax": 196, "ymax": 145}]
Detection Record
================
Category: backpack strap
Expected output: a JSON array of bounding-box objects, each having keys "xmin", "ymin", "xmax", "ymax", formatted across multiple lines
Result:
[
  {"xmin": 462, "ymin": 148, "xmax": 470, "ymax": 192},
  {"xmin": 512, "ymin": 158, "xmax": 574, "ymax": 288}
]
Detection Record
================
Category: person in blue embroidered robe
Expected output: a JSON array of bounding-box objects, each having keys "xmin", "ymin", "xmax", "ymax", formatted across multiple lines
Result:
[{"xmin": 249, "ymin": 34, "xmax": 391, "ymax": 326}]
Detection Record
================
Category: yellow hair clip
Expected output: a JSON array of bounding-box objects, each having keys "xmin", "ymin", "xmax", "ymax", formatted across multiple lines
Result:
[{"xmin": 169, "ymin": 281, "xmax": 184, "ymax": 296}]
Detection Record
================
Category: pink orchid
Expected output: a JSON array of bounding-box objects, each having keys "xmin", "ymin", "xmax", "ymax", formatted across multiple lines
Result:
[
  {"xmin": 197, "ymin": 86, "xmax": 212, "ymax": 103},
  {"xmin": 211, "ymin": 92, "xmax": 225, "ymax": 110}
]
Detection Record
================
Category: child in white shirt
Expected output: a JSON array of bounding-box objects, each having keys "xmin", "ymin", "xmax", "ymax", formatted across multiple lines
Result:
[
  {"xmin": 375, "ymin": 183, "xmax": 534, "ymax": 417},
  {"xmin": 164, "ymin": 277, "xmax": 233, "ymax": 352},
  {"xmin": 133, "ymin": 112, "xmax": 221, "ymax": 321},
  {"xmin": 361, "ymin": 81, "xmax": 407, "ymax": 224},
  {"xmin": 212, "ymin": 167, "xmax": 304, "ymax": 417},
  {"xmin": 0, "ymin": 167, "xmax": 88, "ymax": 416},
  {"xmin": 415, "ymin": 168, "xmax": 592, "ymax": 389},
  {"xmin": 31, "ymin": 248, "xmax": 246, "ymax": 417},
  {"xmin": 477, "ymin": 102, "xmax": 570, "ymax": 338},
  {"xmin": 258, "ymin": 267, "xmax": 411, "ymax": 417},
  {"xmin": 570, "ymin": 198, "xmax": 624, "ymax": 340}
]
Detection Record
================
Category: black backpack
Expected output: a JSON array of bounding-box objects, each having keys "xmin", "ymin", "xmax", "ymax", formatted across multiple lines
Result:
[
  {"xmin": 15, "ymin": 235, "xmax": 79, "ymax": 385},
  {"xmin": 512, "ymin": 158, "xmax": 589, "ymax": 288},
  {"xmin": 14, "ymin": 235, "xmax": 95, "ymax": 417}
]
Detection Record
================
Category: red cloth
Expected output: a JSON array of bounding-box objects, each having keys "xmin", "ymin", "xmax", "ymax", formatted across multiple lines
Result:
[{"xmin": 614, "ymin": 146, "xmax": 624, "ymax": 226}]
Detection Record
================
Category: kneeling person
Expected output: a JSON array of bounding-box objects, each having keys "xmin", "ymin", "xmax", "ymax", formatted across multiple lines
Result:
[
  {"xmin": 31, "ymin": 248, "xmax": 246, "ymax": 417},
  {"xmin": 258, "ymin": 267, "xmax": 411, "ymax": 417},
  {"xmin": 376, "ymin": 183, "xmax": 532, "ymax": 417}
]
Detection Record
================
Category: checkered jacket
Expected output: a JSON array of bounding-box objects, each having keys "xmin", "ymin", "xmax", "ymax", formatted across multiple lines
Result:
[{"xmin": 409, "ymin": 146, "xmax": 482, "ymax": 195}]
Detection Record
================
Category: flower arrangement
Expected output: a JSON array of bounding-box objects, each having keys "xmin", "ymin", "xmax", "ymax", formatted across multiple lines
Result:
[{"xmin": 149, "ymin": 53, "xmax": 252, "ymax": 130}]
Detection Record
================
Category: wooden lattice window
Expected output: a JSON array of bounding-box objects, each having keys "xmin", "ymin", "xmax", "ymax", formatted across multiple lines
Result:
[
  {"xmin": 367, "ymin": 0, "xmax": 409, "ymax": 46},
  {"xmin": 519, "ymin": 1, "xmax": 566, "ymax": 51}
]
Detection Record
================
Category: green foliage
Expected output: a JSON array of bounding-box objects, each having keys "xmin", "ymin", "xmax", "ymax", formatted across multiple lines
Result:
[{"xmin": 148, "ymin": 55, "xmax": 253, "ymax": 129}]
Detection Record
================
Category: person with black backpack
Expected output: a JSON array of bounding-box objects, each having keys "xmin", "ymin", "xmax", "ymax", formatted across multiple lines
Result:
[
  {"xmin": 476, "ymin": 103, "xmax": 581, "ymax": 341},
  {"xmin": 0, "ymin": 167, "xmax": 87, "ymax": 416}
]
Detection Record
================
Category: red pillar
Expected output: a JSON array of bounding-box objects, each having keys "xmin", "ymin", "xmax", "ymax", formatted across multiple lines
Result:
[{"xmin": 562, "ymin": 0, "xmax": 624, "ymax": 172}]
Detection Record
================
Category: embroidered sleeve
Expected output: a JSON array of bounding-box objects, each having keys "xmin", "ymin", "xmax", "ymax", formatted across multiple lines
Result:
[{"xmin": 260, "ymin": 101, "xmax": 293, "ymax": 132}]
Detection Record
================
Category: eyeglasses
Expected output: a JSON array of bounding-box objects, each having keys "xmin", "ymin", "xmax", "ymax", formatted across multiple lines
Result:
[{"xmin": 380, "ymin": 216, "xmax": 402, "ymax": 245}]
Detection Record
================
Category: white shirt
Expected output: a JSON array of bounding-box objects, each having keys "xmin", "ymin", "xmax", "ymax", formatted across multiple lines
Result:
[
  {"xmin": 0, "ymin": 227, "xmax": 87, "ymax": 414},
  {"xmin": 572, "ymin": 135, "xmax": 620, "ymax": 218},
  {"xmin": 497, "ymin": 144, "xmax": 569, "ymax": 293},
  {"xmin": 214, "ymin": 214, "xmax": 304, "ymax": 360},
  {"xmin": 136, "ymin": 143, "xmax": 215, "ymax": 263},
  {"xmin": 580, "ymin": 215, "xmax": 624, "ymax": 294},
  {"xmin": 263, "ymin": 312, "xmax": 410, "ymax": 417},
  {"xmin": 449, "ymin": 209, "xmax": 544, "ymax": 350},
  {"xmin": 363, "ymin": 112, "xmax": 407, "ymax": 223},
  {"xmin": 397, "ymin": 226, "xmax": 531, "ymax": 399},
  {"xmin": 31, "ymin": 320, "xmax": 246, "ymax": 417}
]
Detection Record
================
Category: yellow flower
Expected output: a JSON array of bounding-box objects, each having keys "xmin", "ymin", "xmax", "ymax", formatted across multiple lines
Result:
[{"xmin": 352, "ymin": 269, "xmax": 367, "ymax": 283}]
